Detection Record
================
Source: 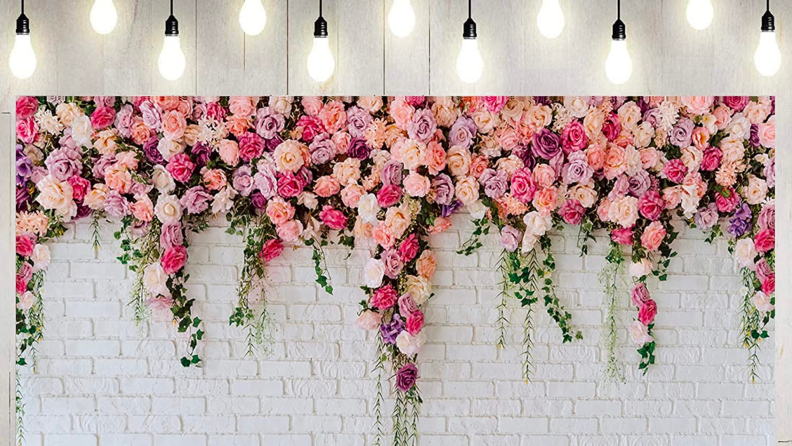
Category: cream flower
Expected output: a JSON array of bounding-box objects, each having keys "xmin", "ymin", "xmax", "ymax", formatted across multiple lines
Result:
[
  {"xmin": 17, "ymin": 291, "xmax": 35, "ymax": 311},
  {"xmin": 274, "ymin": 140, "xmax": 306, "ymax": 173},
  {"xmin": 154, "ymin": 194, "xmax": 183, "ymax": 225},
  {"xmin": 752, "ymin": 291, "xmax": 774, "ymax": 313},
  {"xmin": 357, "ymin": 193, "xmax": 381, "ymax": 224},
  {"xmin": 70, "ymin": 115, "xmax": 93, "ymax": 148},
  {"xmin": 152, "ymin": 165, "xmax": 176, "ymax": 194},
  {"xmin": 742, "ymin": 176, "xmax": 768, "ymax": 206},
  {"xmin": 396, "ymin": 331, "xmax": 426, "ymax": 357},
  {"xmin": 31, "ymin": 244, "xmax": 51, "ymax": 272},
  {"xmin": 629, "ymin": 258, "xmax": 652, "ymax": 278},
  {"xmin": 363, "ymin": 258, "xmax": 385, "ymax": 288},
  {"xmin": 404, "ymin": 275, "xmax": 431, "ymax": 305},
  {"xmin": 143, "ymin": 263, "xmax": 170, "ymax": 297},
  {"xmin": 629, "ymin": 321, "xmax": 653, "ymax": 345},
  {"xmin": 454, "ymin": 175, "xmax": 480, "ymax": 206},
  {"xmin": 35, "ymin": 175, "xmax": 76, "ymax": 220},
  {"xmin": 212, "ymin": 186, "xmax": 237, "ymax": 215},
  {"xmin": 608, "ymin": 196, "xmax": 639, "ymax": 228},
  {"xmin": 734, "ymin": 238, "xmax": 758, "ymax": 270}
]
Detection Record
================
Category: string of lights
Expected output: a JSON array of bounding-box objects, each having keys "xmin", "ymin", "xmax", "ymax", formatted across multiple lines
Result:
[{"xmin": 7, "ymin": 0, "xmax": 784, "ymax": 83}]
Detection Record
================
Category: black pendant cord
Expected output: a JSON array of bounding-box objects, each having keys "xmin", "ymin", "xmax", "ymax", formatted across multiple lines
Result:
[
  {"xmin": 165, "ymin": 0, "xmax": 179, "ymax": 36},
  {"xmin": 762, "ymin": 0, "xmax": 775, "ymax": 31},
  {"xmin": 16, "ymin": 0, "xmax": 30, "ymax": 35},
  {"xmin": 468, "ymin": 0, "xmax": 471, "ymax": 20},
  {"xmin": 314, "ymin": 0, "xmax": 328, "ymax": 37},
  {"xmin": 319, "ymin": 0, "xmax": 323, "ymax": 18},
  {"xmin": 463, "ymin": 0, "xmax": 477, "ymax": 38},
  {"xmin": 612, "ymin": 0, "xmax": 625, "ymax": 40},
  {"xmin": 21, "ymin": 0, "xmax": 24, "ymax": 15}
]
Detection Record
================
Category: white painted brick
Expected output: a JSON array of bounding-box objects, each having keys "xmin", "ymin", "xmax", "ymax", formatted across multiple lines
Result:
[{"xmin": 20, "ymin": 225, "xmax": 772, "ymax": 446}]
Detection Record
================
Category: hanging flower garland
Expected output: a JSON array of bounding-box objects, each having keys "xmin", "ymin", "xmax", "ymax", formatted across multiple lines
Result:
[{"xmin": 15, "ymin": 95, "xmax": 775, "ymax": 444}]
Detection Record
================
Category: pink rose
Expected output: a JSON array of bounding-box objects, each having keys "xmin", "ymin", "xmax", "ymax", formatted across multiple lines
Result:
[
  {"xmin": 16, "ymin": 276, "xmax": 27, "ymax": 294},
  {"xmin": 638, "ymin": 300, "xmax": 657, "ymax": 325},
  {"xmin": 403, "ymin": 172, "xmax": 431, "ymax": 197},
  {"xmin": 715, "ymin": 187, "xmax": 739, "ymax": 213},
  {"xmin": 260, "ymin": 239, "xmax": 284, "ymax": 263},
  {"xmin": 370, "ymin": 284, "xmax": 398, "ymax": 310},
  {"xmin": 406, "ymin": 310, "xmax": 425, "ymax": 335},
  {"xmin": 161, "ymin": 245, "xmax": 188, "ymax": 274},
  {"xmin": 640, "ymin": 221, "xmax": 666, "ymax": 251},
  {"xmin": 166, "ymin": 153, "xmax": 196, "ymax": 183},
  {"xmin": 638, "ymin": 190, "xmax": 664, "ymax": 221},
  {"xmin": 754, "ymin": 229, "xmax": 774, "ymax": 253},
  {"xmin": 663, "ymin": 159, "xmax": 687, "ymax": 184},
  {"xmin": 319, "ymin": 206, "xmax": 348, "ymax": 230},
  {"xmin": 561, "ymin": 121, "xmax": 588, "ymax": 153},
  {"xmin": 381, "ymin": 249, "xmax": 404, "ymax": 279},
  {"xmin": 238, "ymin": 132, "xmax": 266, "ymax": 162},
  {"xmin": 68, "ymin": 176, "xmax": 91, "ymax": 202},
  {"xmin": 611, "ymin": 227, "xmax": 633, "ymax": 245},
  {"xmin": 377, "ymin": 184, "xmax": 403, "ymax": 208},
  {"xmin": 276, "ymin": 220, "xmax": 303, "ymax": 242},
  {"xmin": 762, "ymin": 275, "xmax": 775, "ymax": 295},
  {"xmin": 297, "ymin": 116, "xmax": 324, "ymax": 143},
  {"xmin": 277, "ymin": 172, "xmax": 304, "ymax": 199},
  {"xmin": 510, "ymin": 168, "xmax": 536, "ymax": 203},
  {"xmin": 398, "ymin": 234, "xmax": 420, "ymax": 262},
  {"xmin": 16, "ymin": 234, "xmax": 36, "ymax": 257},
  {"xmin": 17, "ymin": 117, "xmax": 38, "ymax": 144},
  {"xmin": 631, "ymin": 282, "xmax": 652, "ymax": 307},
  {"xmin": 16, "ymin": 96, "xmax": 39, "ymax": 120},
  {"xmin": 91, "ymin": 106, "xmax": 116, "ymax": 130},
  {"xmin": 160, "ymin": 224, "xmax": 184, "ymax": 250},
  {"xmin": 313, "ymin": 176, "xmax": 341, "ymax": 198},
  {"xmin": 558, "ymin": 199, "xmax": 584, "ymax": 225},
  {"xmin": 218, "ymin": 140, "xmax": 240, "ymax": 166},
  {"xmin": 398, "ymin": 293, "xmax": 419, "ymax": 315}
]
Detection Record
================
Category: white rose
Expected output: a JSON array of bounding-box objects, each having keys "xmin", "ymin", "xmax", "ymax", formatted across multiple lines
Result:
[
  {"xmin": 404, "ymin": 275, "xmax": 431, "ymax": 305},
  {"xmin": 31, "ymin": 244, "xmax": 51, "ymax": 272},
  {"xmin": 396, "ymin": 331, "xmax": 426, "ymax": 357},
  {"xmin": 355, "ymin": 310, "xmax": 382, "ymax": 330},
  {"xmin": 35, "ymin": 175, "xmax": 77, "ymax": 221},
  {"xmin": 742, "ymin": 176, "xmax": 768, "ymax": 206},
  {"xmin": 70, "ymin": 115, "xmax": 93, "ymax": 148},
  {"xmin": 734, "ymin": 238, "xmax": 758, "ymax": 270},
  {"xmin": 752, "ymin": 291, "xmax": 774, "ymax": 313},
  {"xmin": 154, "ymin": 194, "xmax": 183, "ymax": 225},
  {"xmin": 363, "ymin": 258, "xmax": 385, "ymax": 288},
  {"xmin": 269, "ymin": 96, "xmax": 293, "ymax": 115},
  {"xmin": 143, "ymin": 263, "xmax": 170, "ymax": 297},
  {"xmin": 523, "ymin": 211, "xmax": 550, "ymax": 237},
  {"xmin": 157, "ymin": 138, "xmax": 184, "ymax": 161},
  {"xmin": 211, "ymin": 186, "xmax": 236, "ymax": 215},
  {"xmin": 152, "ymin": 165, "xmax": 175, "ymax": 193},
  {"xmin": 467, "ymin": 200, "xmax": 487, "ymax": 220},
  {"xmin": 17, "ymin": 291, "xmax": 35, "ymax": 310},
  {"xmin": 629, "ymin": 258, "xmax": 652, "ymax": 278},
  {"xmin": 629, "ymin": 321, "xmax": 653, "ymax": 345},
  {"xmin": 298, "ymin": 192, "xmax": 318, "ymax": 210},
  {"xmin": 357, "ymin": 193, "xmax": 381, "ymax": 224},
  {"xmin": 563, "ymin": 96, "xmax": 590, "ymax": 118}
]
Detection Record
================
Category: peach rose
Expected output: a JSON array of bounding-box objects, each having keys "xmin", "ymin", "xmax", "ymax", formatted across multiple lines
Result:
[
  {"xmin": 314, "ymin": 175, "xmax": 341, "ymax": 198},
  {"xmin": 532, "ymin": 187, "xmax": 558, "ymax": 216},
  {"xmin": 416, "ymin": 250, "xmax": 437, "ymax": 279},
  {"xmin": 131, "ymin": 196, "xmax": 154, "ymax": 222},
  {"xmin": 372, "ymin": 224, "xmax": 395, "ymax": 249},
  {"xmin": 454, "ymin": 175, "xmax": 480, "ymax": 206},
  {"xmin": 276, "ymin": 220, "xmax": 303, "ymax": 243},
  {"xmin": 403, "ymin": 172, "xmax": 431, "ymax": 197},
  {"xmin": 332, "ymin": 158, "xmax": 362, "ymax": 186},
  {"xmin": 266, "ymin": 197, "xmax": 295, "ymax": 225},
  {"xmin": 446, "ymin": 146, "xmax": 471, "ymax": 177},
  {"xmin": 218, "ymin": 139, "xmax": 240, "ymax": 166},
  {"xmin": 640, "ymin": 221, "xmax": 666, "ymax": 251},
  {"xmin": 203, "ymin": 169, "xmax": 227, "ymax": 191},
  {"xmin": 608, "ymin": 195, "xmax": 639, "ymax": 228},
  {"xmin": 274, "ymin": 140, "xmax": 307, "ymax": 173},
  {"xmin": 162, "ymin": 110, "xmax": 187, "ymax": 141},
  {"xmin": 229, "ymin": 96, "xmax": 257, "ymax": 117}
]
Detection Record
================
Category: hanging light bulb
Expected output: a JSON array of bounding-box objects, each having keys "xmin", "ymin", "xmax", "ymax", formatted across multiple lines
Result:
[
  {"xmin": 754, "ymin": 0, "xmax": 781, "ymax": 77},
  {"xmin": 388, "ymin": 0, "xmax": 416, "ymax": 38},
  {"xmin": 90, "ymin": 0, "xmax": 118, "ymax": 35},
  {"xmin": 10, "ymin": 0, "xmax": 36, "ymax": 79},
  {"xmin": 307, "ymin": 0, "xmax": 335, "ymax": 83},
  {"xmin": 239, "ymin": 0, "xmax": 267, "ymax": 36},
  {"xmin": 605, "ymin": 0, "xmax": 632, "ymax": 85},
  {"xmin": 537, "ymin": 0, "xmax": 565, "ymax": 39},
  {"xmin": 686, "ymin": 0, "xmax": 713, "ymax": 30},
  {"xmin": 456, "ymin": 0, "xmax": 483, "ymax": 84},
  {"xmin": 158, "ymin": 0, "xmax": 186, "ymax": 81}
]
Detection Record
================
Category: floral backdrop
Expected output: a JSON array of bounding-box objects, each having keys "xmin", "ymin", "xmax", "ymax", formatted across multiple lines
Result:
[{"xmin": 15, "ymin": 95, "xmax": 775, "ymax": 445}]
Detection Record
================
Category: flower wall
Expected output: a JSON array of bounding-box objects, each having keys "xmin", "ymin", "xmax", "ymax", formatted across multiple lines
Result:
[{"xmin": 15, "ymin": 96, "xmax": 775, "ymax": 445}]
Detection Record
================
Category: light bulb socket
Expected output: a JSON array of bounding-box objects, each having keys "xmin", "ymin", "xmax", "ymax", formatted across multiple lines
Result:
[
  {"xmin": 761, "ymin": 11, "xmax": 775, "ymax": 32},
  {"xmin": 611, "ymin": 19, "xmax": 626, "ymax": 40},
  {"xmin": 314, "ymin": 16, "xmax": 328, "ymax": 37},
  {"xmin": 463, "ymin": 17, "xmax": 477, "ymax": 39},
  {"xmin": 16, "ymin": 13, "xmax": 30, "ymax": 35},
  {"xmin": 165, "ymin": 15, "xmax": 179, "ymax": 36}
]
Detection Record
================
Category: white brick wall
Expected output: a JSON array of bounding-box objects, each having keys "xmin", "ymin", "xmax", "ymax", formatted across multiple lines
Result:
[{"xmin": 20, "ymin": 215, "xmax": 774, "ymax": 446}]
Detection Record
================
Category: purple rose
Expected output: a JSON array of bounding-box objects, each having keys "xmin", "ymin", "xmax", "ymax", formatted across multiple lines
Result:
[
  {"xmin": 104, "ymin": 191, "xmax": 130, "ymax": 218},
  {"xmin": 628, "ymin": 170, "xmax": 651, "ymax": 197},
  {"xmin": 143, "ymin": 136, "xmax": 165, "ymax": 165},
  {"xmin": 16, "ymin": 150, "xmax": 32, "ymax": 185},
  {"xmin": 395, "ymin": 363, "xmax": 418, "ymax": 392},
  {"xmin": 251, "ymin": 192, "xmax": 267, "ymax": 211},
  {"xmin": 756, "ymin": 258, "xmax": 772, "ymax": 282},
  {"xmin": 749, "ymin": 124, "xmax": 760, "ymax": 147},
  {"xmin": 347, "ymin": 138, "xmax": 371, "ymax": 160},
  {"xmin": 450, "ymin": 116, "xmax": 476, "ymax": 148},
  {"xmin": 16, "ymin": 186, "xmax": 30, "ymax": 211},
  {"xmin": 693, "ymin": 203, "xmax": 719, "ymax": 231},
  {"xmin": 139, "ymin": 101, "xmax": 162, "ymax": 131},
  {"xmin": 160, "ymin": 224, "xmax": 184, "ymax": 250},
  {"xmin": 180, "ymin": 186, "xmax": 212, "ymax": 214},
  {"xmin": 233, "ymin": 166, "xmax": 255, "ymax": 196},
  {"xmin": 114, "ymin": 104, "xmax": 134, "ymax": 139},
  {"xmin": 381, "ymin": 249, "xmax": 404, "ymax": 280},
  {"xmin": 45, "ymin": 147, "xmax": 82, "ymax": 182},
  {"xmin": 381, "ymin": 160, "xmax": 404, "ymax": 186},
  {"xmin": 727, "ymin": 203, "xmax": 752, "ymax": 238},
  {"xmin": 561, "ymin": 151, "xmax": 593, "ymax": 185},
  {"xmin": 758, "ymin": 202, "xmax": 774, "ymax": 231},
  {"xmin": 670, "ymin": 118, "xmax": 694, "ymax": 148},
  {"xmin": 254, "ymin": 166, "xmax": 278, "ymax": 199},
  {"xmin": 764, "ymin": 157, "xmax": 775, "ymax": 189},
  {"xmin": 380, "ymin": 313, "xmax": 404, "ymax": 345},
  {"xmin": 191, "ymin": 142, "xmax": 211, "ymax": 167},
  {"xmin": 430, "ymin": 174, "xmax": 454, "ymax": 206},
  {"xmin": 266, "ymin": 135, "xmax": 284, "ymax": 152},
  {"xmin": 255, "ymin": 107, "xmax": 285, "ymax": 139},
  {"xmin": 531, "ymin": 128, "xmax": 561, "ymax": 160},
  {"xmin": 642, "ymin": 108, "xmax": 660, "ymax": 127},
  {"xmin": 346, "ymin": 106, "xmax": 371, "ymax": 138},
  {"xmin": 441, "ymin": 200, "xmax": 462, "ymax": 218},
  {"xmin": 479, "ymin": 168, "xmax": 508, "ymax": 199},
  {"xmin": 75, "ymin": 204, "xmax": 92, "ymax": 220},
  {"xmin": 513, "ymin": 145, "xmax": 536, "ymax": 170},
  {"xmin": 408, "ymin": 108, "xmax": 437, "ymax": 143},
  {"xmin": 398, "ymin": 293, "xmax": 418, "ymax": 316},
  {"xmin": 309, "ymin": 134, "xmax": 337, "ymax": 165},
  {"xmin": 499, "ymin": 226, "xmax": 521, "ymax": 252}
]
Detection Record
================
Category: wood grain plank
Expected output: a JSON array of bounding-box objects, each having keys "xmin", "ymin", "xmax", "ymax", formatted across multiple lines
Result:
[
  {"xmin": 336, "ymin": 0, "xmax": 384, "ymax": 94},
  {"xmin": 384, "ymin": 0, "xmax": 430, "ymax": 95},
  {"xmin": 150, "ymin": 0, "xmax": 198, "ymax": 95},
  {"xmin": 104, "ymin": 0, "xmax": 154, "ymax": 94},
  {"xmin": 243, "ymin": 0, "xmax": 289, "ymax": 94},
  {"xmin": 288, "ymin": 0, "xmax": 339, "ymax": 95},
  {"xmin": 0, "ymin": 112, "xmax": 13, "ymax": 446},
  {"xmin": 57, "ymin": 0, "xmax": 105, "ymax": 94},
  {"xmin": 196, "ymin": 0, "xmax": 245, "ymax": 95}
]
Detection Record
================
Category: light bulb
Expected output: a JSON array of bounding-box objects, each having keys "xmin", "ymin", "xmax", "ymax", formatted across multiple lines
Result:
[
  {"xmin": 686, "ymin": 0, "xmax": 713, "ymax": 30},
  {"xmin": 158, "ymin": 35, "xmax": 186, "ymax": 81},
  {"xmin": 90, "ymin": 0, "xmax": 118, "ymax": 35},
  {"xmin": 10, "ymin": 34, "xmax": 36, "ymax": 79},
  {"xmin": 388, "ymin": 0, "xmax": 416, "ymax": 38},
  {"xmin": 457, "ymin": 39, "xmax": 484, "ymax": 84},
  {"xmin": 307, "ymin": 37, "xmax": 335, "ymax": 83},
  {"xmin": 537, "ymin": 0, "xmax": 565, "ymax": 39},
  {"xmin": 755, "ymin": 31, "xmax": 782, "ymax": 77},
  {"xmin": 605, "ymin": 39, "xmax": 632, "ymax": 85},
  {"xmin": 239, "ymin": 0, "xmax": 267, "ymax": 36}
]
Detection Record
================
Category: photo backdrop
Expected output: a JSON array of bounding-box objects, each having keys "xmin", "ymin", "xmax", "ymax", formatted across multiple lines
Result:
[{"xmin": 15, "ymin": 96, "xmax": 775, "ymax": 445}]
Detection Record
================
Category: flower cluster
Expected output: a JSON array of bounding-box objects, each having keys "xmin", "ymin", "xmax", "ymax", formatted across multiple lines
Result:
[{"xmin": 16, "ymin": 95, "xmax": 775, "ymax": 443}]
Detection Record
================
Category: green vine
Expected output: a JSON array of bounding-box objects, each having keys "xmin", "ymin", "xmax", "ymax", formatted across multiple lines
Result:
[
  {"xmin": 539, "ymin": 235, "xmax": 582, "ymax": 344},
  {"xmin": 371, "ymin": 336, "xmax": 386, "ymax": 446},
  {"xmin": 117, "ymin": 219, "xmax": 160, "ymax": 326},
  {"xmin": 457, "ymin": 216, "xmax": 490, "ymax": 256},
  {"xmin": 600, "ymin": 242, "xmax": 625, "ymax": 382}
]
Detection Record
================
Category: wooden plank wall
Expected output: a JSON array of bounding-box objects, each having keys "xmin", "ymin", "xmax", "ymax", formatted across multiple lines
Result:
[{"xmin": 0, "ymin": 0, "xmax": 789, "ymax": 443}]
